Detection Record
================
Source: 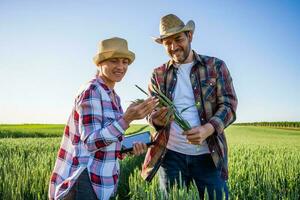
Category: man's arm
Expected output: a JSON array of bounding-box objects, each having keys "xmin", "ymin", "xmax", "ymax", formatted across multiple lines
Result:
[
  {"xmin": 208, "ymin": 60, "xmax": 238, "ymax": 135},
  {"xmin": 183, "ymin": 60, "xmax": 237, "ymax": 143},
  {"xmin": 147, "ymin": 70, "xmax": 171, "ymax": 130}
]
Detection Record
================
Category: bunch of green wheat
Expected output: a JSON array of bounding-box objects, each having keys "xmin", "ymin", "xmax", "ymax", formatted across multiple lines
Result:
[{"xmin": 135, "ymin": 84, "xmax": 194, "ymax": 131}]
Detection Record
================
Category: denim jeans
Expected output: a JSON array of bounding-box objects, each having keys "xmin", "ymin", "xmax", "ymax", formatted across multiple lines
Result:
[
  {"xmin": 63, "ymin": 169, "xmax": 98, "ymax": 200},
  {"xmin": 159, "ymin": 149, "xmax": 228, "ymax": 200}
]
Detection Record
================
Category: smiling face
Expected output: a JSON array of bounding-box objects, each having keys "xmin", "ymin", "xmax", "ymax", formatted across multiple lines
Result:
[
  {"xmin": 97, "ymin": 57, "xmax": 129, "ymax": 89},
  {"xmin": 162, "ymin": 31, "xmax": 193, "ymax": 64}
]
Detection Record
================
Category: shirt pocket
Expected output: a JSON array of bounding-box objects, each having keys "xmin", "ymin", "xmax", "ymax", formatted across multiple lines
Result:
[{"xmin": 201, "ymin": 78, "xmax": 217, "ymax": 102}]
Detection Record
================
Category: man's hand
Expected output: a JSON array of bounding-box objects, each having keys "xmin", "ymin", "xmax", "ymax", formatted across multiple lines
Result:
[
  {"xmin": 123, "ymin": 97, "xmax": 159, "ymax": 124},
  {"xmin": 150, "ymin": 107, "xmax": 174, "ymax": 127},
  {"xmin": 182, "ymin": 123, "xmax": 215, "ymax": 145}
]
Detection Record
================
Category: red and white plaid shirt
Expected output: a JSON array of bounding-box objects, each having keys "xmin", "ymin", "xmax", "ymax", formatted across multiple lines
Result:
[{"xmin": 49, "ymin": 76, "xmax": 129, "ymax": 200}]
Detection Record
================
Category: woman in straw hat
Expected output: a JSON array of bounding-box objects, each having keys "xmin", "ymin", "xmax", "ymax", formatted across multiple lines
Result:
[{"xmin": 49, "ymin": 37, "xmax": 158, "ymax": 200}]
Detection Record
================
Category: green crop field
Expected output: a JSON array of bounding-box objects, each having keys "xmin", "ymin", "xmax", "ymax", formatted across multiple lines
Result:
[{"xmin": 0, "ymin": 124, "xmax": 299, "ymax": 199}]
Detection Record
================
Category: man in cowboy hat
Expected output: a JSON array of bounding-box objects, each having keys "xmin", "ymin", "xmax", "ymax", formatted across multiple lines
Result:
[
  {"xmin": 141, "ymin": 14, "xmax": 238, "ymax": 199},
  {"xmin": 49, "ymin": 37, "xmax": 158, "ymax": 200}
]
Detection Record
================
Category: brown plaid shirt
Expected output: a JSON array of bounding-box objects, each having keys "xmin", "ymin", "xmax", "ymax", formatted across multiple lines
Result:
[{"xmin": 141, "ymin": 51, "xmax": 238, "ymax": 181}]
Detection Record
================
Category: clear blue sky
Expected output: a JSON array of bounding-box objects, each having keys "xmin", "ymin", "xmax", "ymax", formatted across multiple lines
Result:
[{"xmin": 1, "ymin": 0, "xmax": 299, "ymax": 124}]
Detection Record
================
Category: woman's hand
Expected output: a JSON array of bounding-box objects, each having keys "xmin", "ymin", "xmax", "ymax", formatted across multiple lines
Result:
[
  {"xmin": 123, "ymin": 97, "xmax": 159, "ymax": 124},
  {"xmin": 132, "ymin": 142, "xmax": 147, "ymax": 156},
  {"xmin": 121, "ymin": 142, "xmax": 148, "ymax": 158}
]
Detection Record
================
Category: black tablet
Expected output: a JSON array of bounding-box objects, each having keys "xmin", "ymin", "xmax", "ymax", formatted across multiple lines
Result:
[{"xmin": 121, "ymin": 131, "xmax": 155, "ymax": 153}]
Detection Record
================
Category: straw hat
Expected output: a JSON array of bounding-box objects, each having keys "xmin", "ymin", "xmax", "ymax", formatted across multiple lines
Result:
[
  {"xmin": 93, "ymin": 37, "xmax": 135, "ymax": 65},
  {"xmin": 154, "ymin": 14, "xmax": 195, "ymax": 44}
]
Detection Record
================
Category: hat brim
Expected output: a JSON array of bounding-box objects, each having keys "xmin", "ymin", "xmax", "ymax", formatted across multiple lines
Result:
[
  {"xmin": 93, "ymin": 50, "xmax": 135, "ymax": 65},
  {"xmin": 153, "ymin": 20, "xmax": 195, "ymax": 44}
]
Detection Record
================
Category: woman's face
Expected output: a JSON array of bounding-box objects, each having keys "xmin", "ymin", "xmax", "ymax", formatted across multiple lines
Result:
[{"xmin": 98, "ymin": 57, "xmax": 129, "ymax": 88}]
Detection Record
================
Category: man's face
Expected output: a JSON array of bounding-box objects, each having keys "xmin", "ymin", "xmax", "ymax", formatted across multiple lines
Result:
[
  {"xmin": 162, "ymin": 32, "xmax": 192, "ymax": 64},
  {"xmin": 98, "ymin": 57, "xmax": 129, "ymax": 84}
]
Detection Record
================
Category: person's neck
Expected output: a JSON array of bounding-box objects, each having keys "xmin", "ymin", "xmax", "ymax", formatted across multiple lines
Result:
[
  {"xmin": 98, "ymin": 75, "xmax": 115, "ymax": 89},
  {"xmin": 183, "ymin": 50, "xmax": 194, "ymax": 64}
]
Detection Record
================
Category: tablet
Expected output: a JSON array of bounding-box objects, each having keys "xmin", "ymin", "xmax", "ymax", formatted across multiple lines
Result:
[{"xmin": 121, "ymin": 131, "xmax": 155, "ymax": 153}]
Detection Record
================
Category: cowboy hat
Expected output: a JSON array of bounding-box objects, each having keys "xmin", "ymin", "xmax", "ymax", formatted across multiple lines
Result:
[
  {"xmin": 154, "ymin": 14, "xmax": 195, "ymax": 44},
  {"xmin": 93, "ymin": 37, "xmax": 135, "ymax": 65}
]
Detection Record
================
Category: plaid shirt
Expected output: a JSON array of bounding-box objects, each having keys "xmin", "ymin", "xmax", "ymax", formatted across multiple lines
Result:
[
  {"xmin": 141, "ymin": 51, "xmax": 238, "ymax": 181},
  {"xmin": 49, "ymin": 76, "xmax": 129, "ymax": 200}
]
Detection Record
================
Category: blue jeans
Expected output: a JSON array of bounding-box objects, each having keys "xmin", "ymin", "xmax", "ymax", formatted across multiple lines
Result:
[
  {"xmin": 63, "ymin": 169, "xmax": 98, "ymax": 200},
  {"xmin": 159, "ymin": 149, "xmax": 228, "ymax": 200}
]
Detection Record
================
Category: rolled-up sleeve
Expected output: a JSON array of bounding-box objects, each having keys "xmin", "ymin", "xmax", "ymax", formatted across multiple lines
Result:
[
  {"xmin": 147, "ymin": 70, "xmax": 165, "ymax": 131},
  {"xmin": 209, "ymin": 60, "xmax": 238, "ymax": 134}
]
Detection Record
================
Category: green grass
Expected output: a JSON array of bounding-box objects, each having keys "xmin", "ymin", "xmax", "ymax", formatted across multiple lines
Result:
[
  {"xmin": 0, "ymin": 125, "xmax": 299, "ymax": 199},
  {"xmin": 127, "ymin": 144, "xmax": 299, "ymax": 200},
  {"xmin": 0, "ymin": 124, "xmax": 64, "ymax": 138},
  {"xmin": 126, "ymin": 126, "xmax": 300, "ymax": 199},
  {"xmin": 0, "ymin": 124, "xmax": 150, "ymax": 138},
  {"xmin": 0, "ymin": 137, "xmax": 59, "ymax": 199},
  {"xmin": 226, "ymin": 126, "xmax": 300, "ymax": 146}
]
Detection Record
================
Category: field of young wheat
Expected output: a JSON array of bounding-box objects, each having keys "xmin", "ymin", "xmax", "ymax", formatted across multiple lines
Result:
[{"xmin": 0, "ymin": 124, "xmax": 299, "ymax": 199}]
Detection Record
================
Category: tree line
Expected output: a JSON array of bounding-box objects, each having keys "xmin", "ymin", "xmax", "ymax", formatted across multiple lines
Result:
[{"xmin": 234, "ymin": 122, "xmax": 300, "ymax": 128}]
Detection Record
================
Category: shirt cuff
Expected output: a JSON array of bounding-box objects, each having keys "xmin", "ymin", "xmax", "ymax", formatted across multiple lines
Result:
[
  {"xmin": 209, "ymin": 117, "xmax": 225, "ymax": 135},
  {"xmin": 118, "ymin": 117, "xmax": 130, "ymax": 131},
  {"xmin": 108, "ymin": 117, "xmax": 129, "ymax": 142},
  {"xmin": 148, "ymin": 116, "xmax": 164, "ymax": 131}
]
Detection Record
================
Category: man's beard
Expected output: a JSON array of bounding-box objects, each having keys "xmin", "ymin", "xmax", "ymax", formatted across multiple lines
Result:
[{"xmin": 171, "ymin": 44, "xmax": 191, "ymax": 64}]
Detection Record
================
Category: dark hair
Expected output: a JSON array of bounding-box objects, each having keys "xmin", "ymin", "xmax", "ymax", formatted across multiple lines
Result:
[{"xmin": 184, "ymin": 31, "xmax": 190, "ymax": 37}]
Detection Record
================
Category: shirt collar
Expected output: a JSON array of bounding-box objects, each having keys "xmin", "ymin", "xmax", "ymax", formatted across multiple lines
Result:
[{"xmin": 95, "ymin": 75, "xmax": 114, "ymax": 95}]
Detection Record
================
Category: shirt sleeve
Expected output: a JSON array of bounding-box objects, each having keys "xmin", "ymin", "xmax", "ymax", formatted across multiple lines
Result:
[
  {"xmin": 77, "ymin": 85, "xmax": 129, "ymax": 152},
  {"xmin": 209, "ymin": 60, "xmax": 238, "ymax": 134},
  {"xmin": 147, "ymin": 70, "xmax": 165, "ymax": 131}
]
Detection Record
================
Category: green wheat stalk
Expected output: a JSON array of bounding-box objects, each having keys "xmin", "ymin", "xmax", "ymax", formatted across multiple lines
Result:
[{"xmin": 134, "ymin": 84, "xmax": 191, "ymax": 131}]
